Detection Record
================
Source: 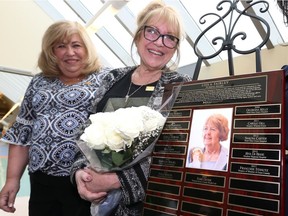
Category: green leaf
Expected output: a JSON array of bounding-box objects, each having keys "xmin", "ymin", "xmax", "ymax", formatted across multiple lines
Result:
[{"xmin": 112, "ymin": 149, "xmax": 133, "ymax": 167}]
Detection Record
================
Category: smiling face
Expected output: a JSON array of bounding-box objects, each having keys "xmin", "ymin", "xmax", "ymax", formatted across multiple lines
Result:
[
  {"xmin": 53, "ymin": 34, "xmax": 87, "ymax": 79},
  {"xmin": 136, "ymin": 17, "xmax": 177, "ymax": 71},
  {"xmin": 202, "ymin": 121, "xmax": 221, "ymax": 149}
]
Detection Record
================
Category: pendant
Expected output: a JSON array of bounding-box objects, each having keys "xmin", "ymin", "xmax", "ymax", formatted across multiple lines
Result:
[{"xmin": 125, "ymin": 95, "xmax": 129, "ymax": 102}]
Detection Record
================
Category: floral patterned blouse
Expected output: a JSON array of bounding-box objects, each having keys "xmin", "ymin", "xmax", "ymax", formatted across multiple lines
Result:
[{"xmin": 1, "ymin": 68, "xmax": 111, "ymax": 176}]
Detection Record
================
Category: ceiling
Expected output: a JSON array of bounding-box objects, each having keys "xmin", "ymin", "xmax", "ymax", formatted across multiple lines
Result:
[
  {"xmin": 34, "ymin": 0, "xmax": 288, "ymax": 68},
  {"xmin": 1, "ymin": 0, "xmax": 288, "ymax": 114}
]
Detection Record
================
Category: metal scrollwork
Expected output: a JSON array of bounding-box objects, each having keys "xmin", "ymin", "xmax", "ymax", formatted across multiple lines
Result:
[{"xmin": 193, "ymin": 0, "xmax": 270, "ymax": 79}]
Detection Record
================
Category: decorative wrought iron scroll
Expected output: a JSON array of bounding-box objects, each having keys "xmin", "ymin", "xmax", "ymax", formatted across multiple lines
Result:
[{"xmin": 193, "ymin": 0, "xmax": 270, "ymax": 80}]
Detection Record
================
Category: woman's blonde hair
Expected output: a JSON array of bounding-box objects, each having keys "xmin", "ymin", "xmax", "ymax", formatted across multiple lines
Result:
[
  {"xmin": 131, "ymin": 0, "xmax": 185, "ymax": 71},
  {"xmin": 38, "ymin": 21, "xmax": 101, "ymax": 77},
  {"xmin": 205, "ymin": 114, "xmax": 230, "ymax": 141}
]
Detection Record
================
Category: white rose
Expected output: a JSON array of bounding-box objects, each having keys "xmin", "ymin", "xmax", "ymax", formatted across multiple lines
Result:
[
  {"xmin": 143, "ymin": 117, "xmax": 161, "ymax": 132},
  {"xmin": 80, "ymin": 106, "xmax": 166, "ymax": 153},
  {"xmin": 139, "ymin": 106, "xmax": 166, "ymax": 132},
  {"xmin": 82, "ymin": 112, "xmax": 117, "ymax": 150},
  {"xmin": 81, "ymin": 123, "xmax": 106, "ymax": 150},
  {"xmin": 114, "ymin": 107, "xmax": 144, "ymax": 139},
  {"xmin": 89, "ymin": 112, "xmax": 108, "ymax": 124},
  {"xmin": 105, "ymin": 127, "xmax": 126, "ymax": 152}
]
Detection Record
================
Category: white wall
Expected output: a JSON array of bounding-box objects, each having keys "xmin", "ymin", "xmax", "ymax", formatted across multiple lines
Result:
[
  {"xmin": 198, "ymin": 44, "xmax": 288, "ymax": 80},
  {"xmin": 0, "ymin": 0, "xmax": 53, "ymax": 73}
]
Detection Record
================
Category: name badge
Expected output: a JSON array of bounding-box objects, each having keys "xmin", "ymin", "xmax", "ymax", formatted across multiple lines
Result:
[{"xmin": 145, "ymin": 86, "xmax": 155, "ymax": 91}]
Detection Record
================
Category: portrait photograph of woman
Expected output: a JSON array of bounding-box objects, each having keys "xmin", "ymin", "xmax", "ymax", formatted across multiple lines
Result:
[{"xmin": 186, "ymin": 107, "xmax": 233, "ymax": 171}]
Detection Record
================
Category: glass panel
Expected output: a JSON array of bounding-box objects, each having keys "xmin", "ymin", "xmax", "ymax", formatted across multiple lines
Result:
[
  {"xmin": 126, "ymin": 0, "xmax": 151, "ymax": 17},
  {"xmin": 105, "ymin": 19, "xmax": 133, "ymax": 53},
  {"xmin": 90, "ymin": 35, "xmax": 125, "ymax": 68},
  {"xmin": 179, "ymin": 39, "xmax": 198, "ymax": 67},
  {"xmin": 267, "ymin": 2, "xmax": 288, "ymax": 43},
  {"xmin": 80, "ymin": 0, "xmax": 103, "ymax": 15},
  {"xmin": 48, "ymin": 0, "xmax": 83, "ymax": 23}
]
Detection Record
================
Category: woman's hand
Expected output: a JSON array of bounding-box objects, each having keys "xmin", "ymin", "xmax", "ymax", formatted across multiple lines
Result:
[
  {"xmin": 75, "ymin": 169, "xmax": 107, "ymax": 203},
  {"xmin": 84, "ymin": 168, "xmax": 121, "ymax": 193},
  {"xmin": 0, "ymin": 145, "xmax": 28, "ymax": 212},
  {"xmin": 0, "ymin": 179, "xmax": 20, "ymax": 212}
]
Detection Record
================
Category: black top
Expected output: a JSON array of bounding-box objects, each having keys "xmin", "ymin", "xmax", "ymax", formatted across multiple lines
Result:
[{"xmin": 97, "ymin": 70, "xmax": 158, "ymax": 112}]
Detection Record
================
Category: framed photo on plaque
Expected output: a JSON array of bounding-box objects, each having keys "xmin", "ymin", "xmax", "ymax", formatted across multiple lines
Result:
[
  {"xmin": 143, "ymin": 70, "xmax": 286, "ymax": 216},
  {"xmin": 186, "ymin": 107, "xmax": 233, "ymax": 172}
]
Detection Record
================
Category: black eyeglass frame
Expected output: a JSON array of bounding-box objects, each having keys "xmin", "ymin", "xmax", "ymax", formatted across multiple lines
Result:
[{"xmin": 142, "ymin": 25, "xmax": 179, "ymax": 49}]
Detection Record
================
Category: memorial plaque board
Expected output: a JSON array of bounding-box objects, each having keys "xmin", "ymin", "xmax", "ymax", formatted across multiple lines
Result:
[{"xmin": 143, "ymin": 70, "xmax": 286, "ymax": 216}]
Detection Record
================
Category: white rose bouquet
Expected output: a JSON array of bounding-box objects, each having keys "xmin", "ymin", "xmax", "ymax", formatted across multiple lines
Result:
[
  {"xmin": 78, "ymin": 106, "xmax": 166, "ymax": 172},
  {"xmin": 77, "ymin": 106, "xmax": 166, "ymax": 216}
]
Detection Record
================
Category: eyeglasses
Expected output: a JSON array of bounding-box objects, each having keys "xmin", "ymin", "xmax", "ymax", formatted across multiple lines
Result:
[{"xmin": 143, "ymin": 26, "xmax": 179, "ymax": 49}]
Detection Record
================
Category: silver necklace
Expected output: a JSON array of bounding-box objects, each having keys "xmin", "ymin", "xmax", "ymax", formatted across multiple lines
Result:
[
  {"xmin": 125, "ymin": 82, "xmax": 143, "ymax": 102},
  {"xmin": 125, "ymin": 68, "xmax": 160, "ymax": 102}
]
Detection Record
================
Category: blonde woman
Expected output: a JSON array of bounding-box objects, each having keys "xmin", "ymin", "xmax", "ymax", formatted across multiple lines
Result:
[
  {"xmin": 0, "ymin": 21, "xmax": 111, "ymax": 216},
  {"xmin": 72, "ymin": 0, "xmax": 192, "ymax": 215}
]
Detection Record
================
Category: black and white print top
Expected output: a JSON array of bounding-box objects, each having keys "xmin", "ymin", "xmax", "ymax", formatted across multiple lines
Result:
[{"xmin": 1, "ymin": 68, "xmax": 111, "ymax": 176}]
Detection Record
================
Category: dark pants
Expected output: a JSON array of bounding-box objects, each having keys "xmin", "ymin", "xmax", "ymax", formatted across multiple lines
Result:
[{"xmin": 29, "ymin": 171, "xmax": 90, "ymax": 216}]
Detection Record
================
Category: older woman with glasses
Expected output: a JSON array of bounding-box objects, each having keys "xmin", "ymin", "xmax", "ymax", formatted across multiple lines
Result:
[{"xmin": 71, "ymin": 0, "xmax": 192, "ymax": 215}]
